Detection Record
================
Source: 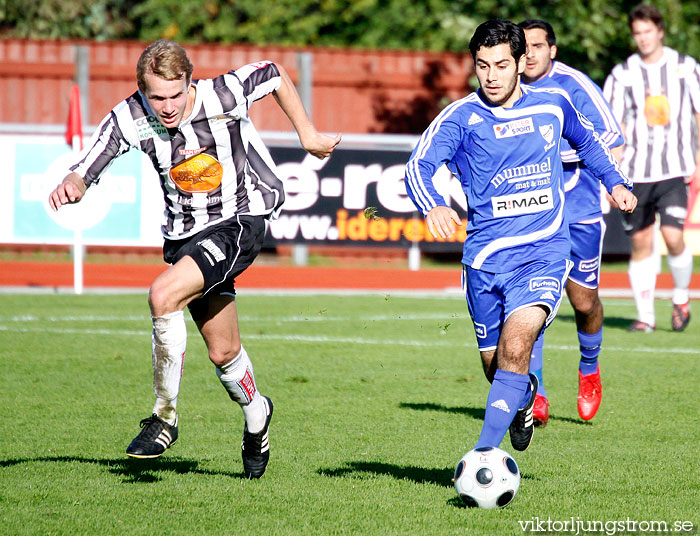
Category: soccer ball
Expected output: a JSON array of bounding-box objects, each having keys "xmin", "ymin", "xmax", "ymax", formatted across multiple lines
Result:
[{"xmin": 453, "ymin": 447, "xmax": 520, "ymax": 508}]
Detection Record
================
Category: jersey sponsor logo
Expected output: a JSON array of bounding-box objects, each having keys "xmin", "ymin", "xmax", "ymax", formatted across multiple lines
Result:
[
  {"xmin": 197, "ymin": 238, "xmax": 226, "ymax": 263},
  {"xmin": 578, "ymin": 257, "xmax": 600, "ymax": 272},
  {"xmin": 210, "ymin": 111, "xmax": 236, "ymax": 123},
  {"xmin": 529, "ymin": 276, "xmax": 560, "ymax": 293},
  {"xmin": 491, "ymin": 187, "xmax": 554, "ymax": 217},
  {"xmin": 474, "ymin": 322, "xmax": 487, "ymax": 339},
  {"xmin": 468, "ymin": 112, "xmax": 483, "ymax": 125},
  {"xmin": 644, "ymin": 94, "xmax": 671, "ymax": 127},
  {"xmin": 136, "ymin": 115, "xmax": 167, "ymax": 140},
  {"xmin": 493, "ymin": 117, "xmax": 534, "ymax": 139},
  {"xmin": 178, "ymin": 147, "xmax": 207, "ymax": 157},
  {"xmin": 539, "ymin": 123, "xmax": 555, "ymax": 151},
  {"xmin": 490, "ymin": 157, "xmax": 552, "ymax": 188},
  {"xmin": 169, "ymin": 153, "xmax": 223, "ymax": 193}
]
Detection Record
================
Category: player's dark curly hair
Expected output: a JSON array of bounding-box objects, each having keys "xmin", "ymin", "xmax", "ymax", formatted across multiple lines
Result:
[
  {"xmin": 518, "ymin": 19, "xmax": 556, "ymax": 47},
  {"xmin": 469, "ymin": 20, "xmax": 526, "ymax": 62}
]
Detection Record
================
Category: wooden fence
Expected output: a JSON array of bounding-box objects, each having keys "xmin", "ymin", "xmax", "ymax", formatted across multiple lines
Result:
[{"xmin": 0, "ymin": 39, "xmax": 474, "ymax": 134}]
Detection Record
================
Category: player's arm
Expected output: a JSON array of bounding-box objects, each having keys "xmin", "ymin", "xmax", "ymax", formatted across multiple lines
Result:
[
  {"xmin": 560, "ymin": 95, "xmax": 636, "ymax": 212},
  {"xmin": 271, "ymin": 63, "xmax": 341, "ymax": 159},
  {"xmin": 48, "ymin": 172, "xmax": 87, "ymax": 211},
  {"xmin": 48, "ymin": 109, "xmax": 134, "ymax": 212},
  {"xmin": 405, "ymin": 111, "xmax": 464, "ymax": 238},
  {"xmin": 689, "ymin": 112, "xmax": 700, "ymax": 186}
]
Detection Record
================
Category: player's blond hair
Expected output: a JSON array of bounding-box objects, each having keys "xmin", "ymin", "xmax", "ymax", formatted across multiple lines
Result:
[{"xmin": 136, "ymin": 39, "xmax": 194, "ymax": 93}]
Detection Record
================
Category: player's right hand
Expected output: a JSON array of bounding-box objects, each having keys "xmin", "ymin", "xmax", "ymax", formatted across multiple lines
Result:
[
  {"xmin": 610, "ymin": 184, "xmax": 637, "ymax": 213},
  {"xmin": 426, "ymin": 206, "xmax": 463, "ymax": 239},
  {"xmin": 48, "ymin": 176, "xmax": 86, "ymax": 211}
]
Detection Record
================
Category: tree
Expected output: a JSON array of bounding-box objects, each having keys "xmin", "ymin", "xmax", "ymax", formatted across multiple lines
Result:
[{"xmin": 3, "ymin": 0, "xmax": 699, "ymax": 86}]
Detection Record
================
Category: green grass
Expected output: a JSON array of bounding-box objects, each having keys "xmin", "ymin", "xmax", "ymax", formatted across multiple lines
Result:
[{"xmin": 0, "ymin": 292, "xmax": 698, "ymax": 535}]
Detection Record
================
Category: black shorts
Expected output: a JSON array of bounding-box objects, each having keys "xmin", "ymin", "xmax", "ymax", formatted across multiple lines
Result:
[
  {"xmin": 162, "ymin": 215, "xmax": 266, "ymax": 321},
  {"xmin": 621, "ymin": 177, "xmax": 688, "ymax": 234}
]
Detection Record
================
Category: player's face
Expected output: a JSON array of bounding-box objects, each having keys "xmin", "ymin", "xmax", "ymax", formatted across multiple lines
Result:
[
  {"xmin": 474, "ymin": 43, "xmax": 526, "ymax": 108},
  {"xmin": 522, "ymin": 28, "xmax": 557, "ymax": 83},
  {"xmin": 631, "ymin": 19, "xmax": 664, "ymax": 60},
  {"xmin": 143, "ymin": 73, "xmax": 192, "ymax": 129}
]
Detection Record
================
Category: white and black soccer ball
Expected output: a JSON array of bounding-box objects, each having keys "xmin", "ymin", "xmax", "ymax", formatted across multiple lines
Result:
[{"xmin": 453, "ymin": 447, "xmax": 520, "ymax": 508}]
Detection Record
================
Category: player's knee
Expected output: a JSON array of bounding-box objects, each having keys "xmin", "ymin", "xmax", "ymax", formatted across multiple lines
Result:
[
  {"xmin": 149, "ymin": 281, "xmax": 179, "ymax": 317},
  {"xmin": 573, "ymin": 295, "xmax": 598, "ymax": 316},
  {"xmin": 208, "ymin": 343, "xmax": 242, "ymax": 367}
]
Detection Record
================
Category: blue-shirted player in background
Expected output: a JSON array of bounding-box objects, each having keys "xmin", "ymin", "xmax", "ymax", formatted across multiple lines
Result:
[
  {"xmin": 518, "ymin": 19, "xmax": 625, "ymax": 425},
  {"xmin": 405, "ymin": 20, "xmax": 636, "ymax": 455}
]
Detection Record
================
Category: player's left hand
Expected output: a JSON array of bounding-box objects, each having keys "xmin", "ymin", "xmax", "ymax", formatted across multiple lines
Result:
[
  {"xmin": 426, "ymin": 206, "xmax": 463, "ymax": 239},
  {"xmin": 611, "ymin": 184, "xmax": 637, "ymax": 213},
  {"xmin": 685, "ymin": 164, "xmax": 700, "ymax": 187},
  {"xmin": 302, "ymin": 131, "xmax": 342, "ymax": 159}
]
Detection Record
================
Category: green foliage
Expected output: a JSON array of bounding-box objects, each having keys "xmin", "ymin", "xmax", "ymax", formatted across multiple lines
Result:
[
  {"xmin": 1, "ymin": 0, "xmax": 138, "ymax": 40},
  {"xmin": 2, "ymin": 0, "xmax": 700, "ymax": 84}
]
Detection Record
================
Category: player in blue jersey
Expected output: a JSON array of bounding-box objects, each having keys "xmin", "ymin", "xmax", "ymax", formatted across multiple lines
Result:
[
  {"xmin": 518, "ymin": 19, "xmax": 625, "ymax": 425},
  {"xmin": 405, "ymin": 20, "xmax": 636, "ymax": 454}
]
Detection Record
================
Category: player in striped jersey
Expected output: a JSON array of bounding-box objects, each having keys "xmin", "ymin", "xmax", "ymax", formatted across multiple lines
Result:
[
  {"xmin": 518, "ymin": 19, "xmax": 625, "ymax": 425},
  {"xmin": 48, "ymin": 40, "xmax": 340, "ymax": 477},
  {"xmin": 405, "ymin": 20, "xmax": 636, "ymax": 455},
  {"xmin": 604, "ymin": 4, "xmax": 700, "ymax": 333}
]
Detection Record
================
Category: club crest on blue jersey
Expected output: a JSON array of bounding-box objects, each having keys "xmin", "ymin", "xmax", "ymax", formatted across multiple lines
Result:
[
  {"xmin": 493, "ymin": 118, "xmax": 534, "ymax": 138},
  {"xmin": 528, "ymin": 277, "xmax": 560, "ymax": 293},
  {"xmin": 539, "ymin": 124, "xmax": 555, "ymax": 150}
]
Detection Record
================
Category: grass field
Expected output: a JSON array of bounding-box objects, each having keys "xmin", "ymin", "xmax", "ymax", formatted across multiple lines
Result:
[{"xmin": 0, "ymin": 292, "xmax": 698, "ymax": 535}]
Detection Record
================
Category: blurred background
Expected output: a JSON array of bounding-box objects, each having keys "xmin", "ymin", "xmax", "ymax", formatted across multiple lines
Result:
[{"xmin": 1, "ymin": 0, "xmax": 699, "ymax": 287}]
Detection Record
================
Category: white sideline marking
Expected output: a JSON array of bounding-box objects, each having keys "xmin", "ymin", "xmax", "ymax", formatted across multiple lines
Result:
[{"xmin": 0, "ymin": 324, "xmax": 697, "ymax": 355}]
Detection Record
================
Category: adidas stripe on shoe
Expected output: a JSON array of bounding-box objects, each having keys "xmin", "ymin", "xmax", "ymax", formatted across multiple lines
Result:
[
  {"xmin": 509, "ymin": 374, "xmax": 538, "ymax": 452},
  {"xmin": 241, "ymin": 396, "xmax": 274, "ymax": 479},
  {"xmin": 126, "ymin": 414, "xmax": 178, "ymax": 459}
]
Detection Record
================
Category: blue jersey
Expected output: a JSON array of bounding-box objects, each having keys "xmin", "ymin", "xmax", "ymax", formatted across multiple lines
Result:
[
  {"xmin": 405, "ymin": 86, "xmax": 631, "ymax": 273},
  {"xmin": 527, "ymin": 61, "xmax": 624, "ymax": 222}
]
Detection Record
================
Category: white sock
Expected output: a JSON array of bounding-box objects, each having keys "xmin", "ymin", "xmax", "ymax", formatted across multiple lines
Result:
[
  {"xmin": 151, "ymin": 311, "xmax": 187, "ymax": 425},
  {"xmin": 667, "ymin": 248, "xmax": 692, "ymax": 305},
  {"xmin": 629, "ymin": 256, "xmax": 657, "ymax": 326},
  {"xmin": 216, "ymin": 346, "xmax": 266, "ymax": 433}
]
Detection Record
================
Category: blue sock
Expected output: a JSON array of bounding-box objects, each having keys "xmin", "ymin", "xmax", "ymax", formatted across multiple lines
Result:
[
  {"xmin": 530, "ymin": 332, "xmax": 547, "ymax": 398},
  {"xmin": 475, "ymin": 369, "xmax": 530, "ymax": 449},
  {"xmin": 578, "ymin": 329, "xmax": 602, "ymax": 376}
]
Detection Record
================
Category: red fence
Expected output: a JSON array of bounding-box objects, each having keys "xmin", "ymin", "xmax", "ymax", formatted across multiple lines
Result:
[{"xmin": 0, "ymin": 39, "xmax": 474, "ymax": 134}]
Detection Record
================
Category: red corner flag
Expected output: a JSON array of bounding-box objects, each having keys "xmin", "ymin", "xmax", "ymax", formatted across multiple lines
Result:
[{"xmin": 65, "ymin": 84, "xmax": 83, "ymax": 151}]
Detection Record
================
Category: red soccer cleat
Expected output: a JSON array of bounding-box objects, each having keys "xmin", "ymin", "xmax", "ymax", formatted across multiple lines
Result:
[
  {"xmin": 577, "ymin": 368, "xmax": 602, "ymax": 421},
  {"xmin": 671, "ymin": 302, "xmax": 691, "ymax": 332},
  {"xmin": 533, "ymin": 393, "xmax": 550, "ymax": 427}
]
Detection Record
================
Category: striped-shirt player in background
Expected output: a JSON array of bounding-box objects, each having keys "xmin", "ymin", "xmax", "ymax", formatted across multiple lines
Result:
[
  {"xmin": 405, "ymin": 20, "xmax": 636, "ymax": 456},
  {"xmin": 48, "ymin": 40, "xmax": 341, "ymax": 478},
  {"xmin": 518, "ymin": 19, "xmax": 625, "ymax": 426},
  {"xmin": 604, "ymin": 4, "xmax": 700, "ymax": 333}
]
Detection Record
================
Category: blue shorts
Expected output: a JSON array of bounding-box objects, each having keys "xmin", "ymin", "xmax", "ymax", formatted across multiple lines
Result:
[
  {"xmin": 463, "ymin": 259, "xmax": 573, "ymax": 351},
  {"xmin": 568, "ymin": 219, "xmax": 606, "ymax": 289}
]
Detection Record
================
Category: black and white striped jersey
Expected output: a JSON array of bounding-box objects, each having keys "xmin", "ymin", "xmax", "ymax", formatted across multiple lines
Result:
[
  {"xmin": 70, "ymin": 61, "xmax": 285, "ymax": 240},
  {"xmin": 603, "ymin": 47, "xmax": 700, "ymax": 183}
]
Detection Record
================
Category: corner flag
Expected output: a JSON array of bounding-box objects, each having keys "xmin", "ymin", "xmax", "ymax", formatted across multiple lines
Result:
[{"xmin": 66, "ymin": 84, "xmax": 83, "ymax": 151}]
